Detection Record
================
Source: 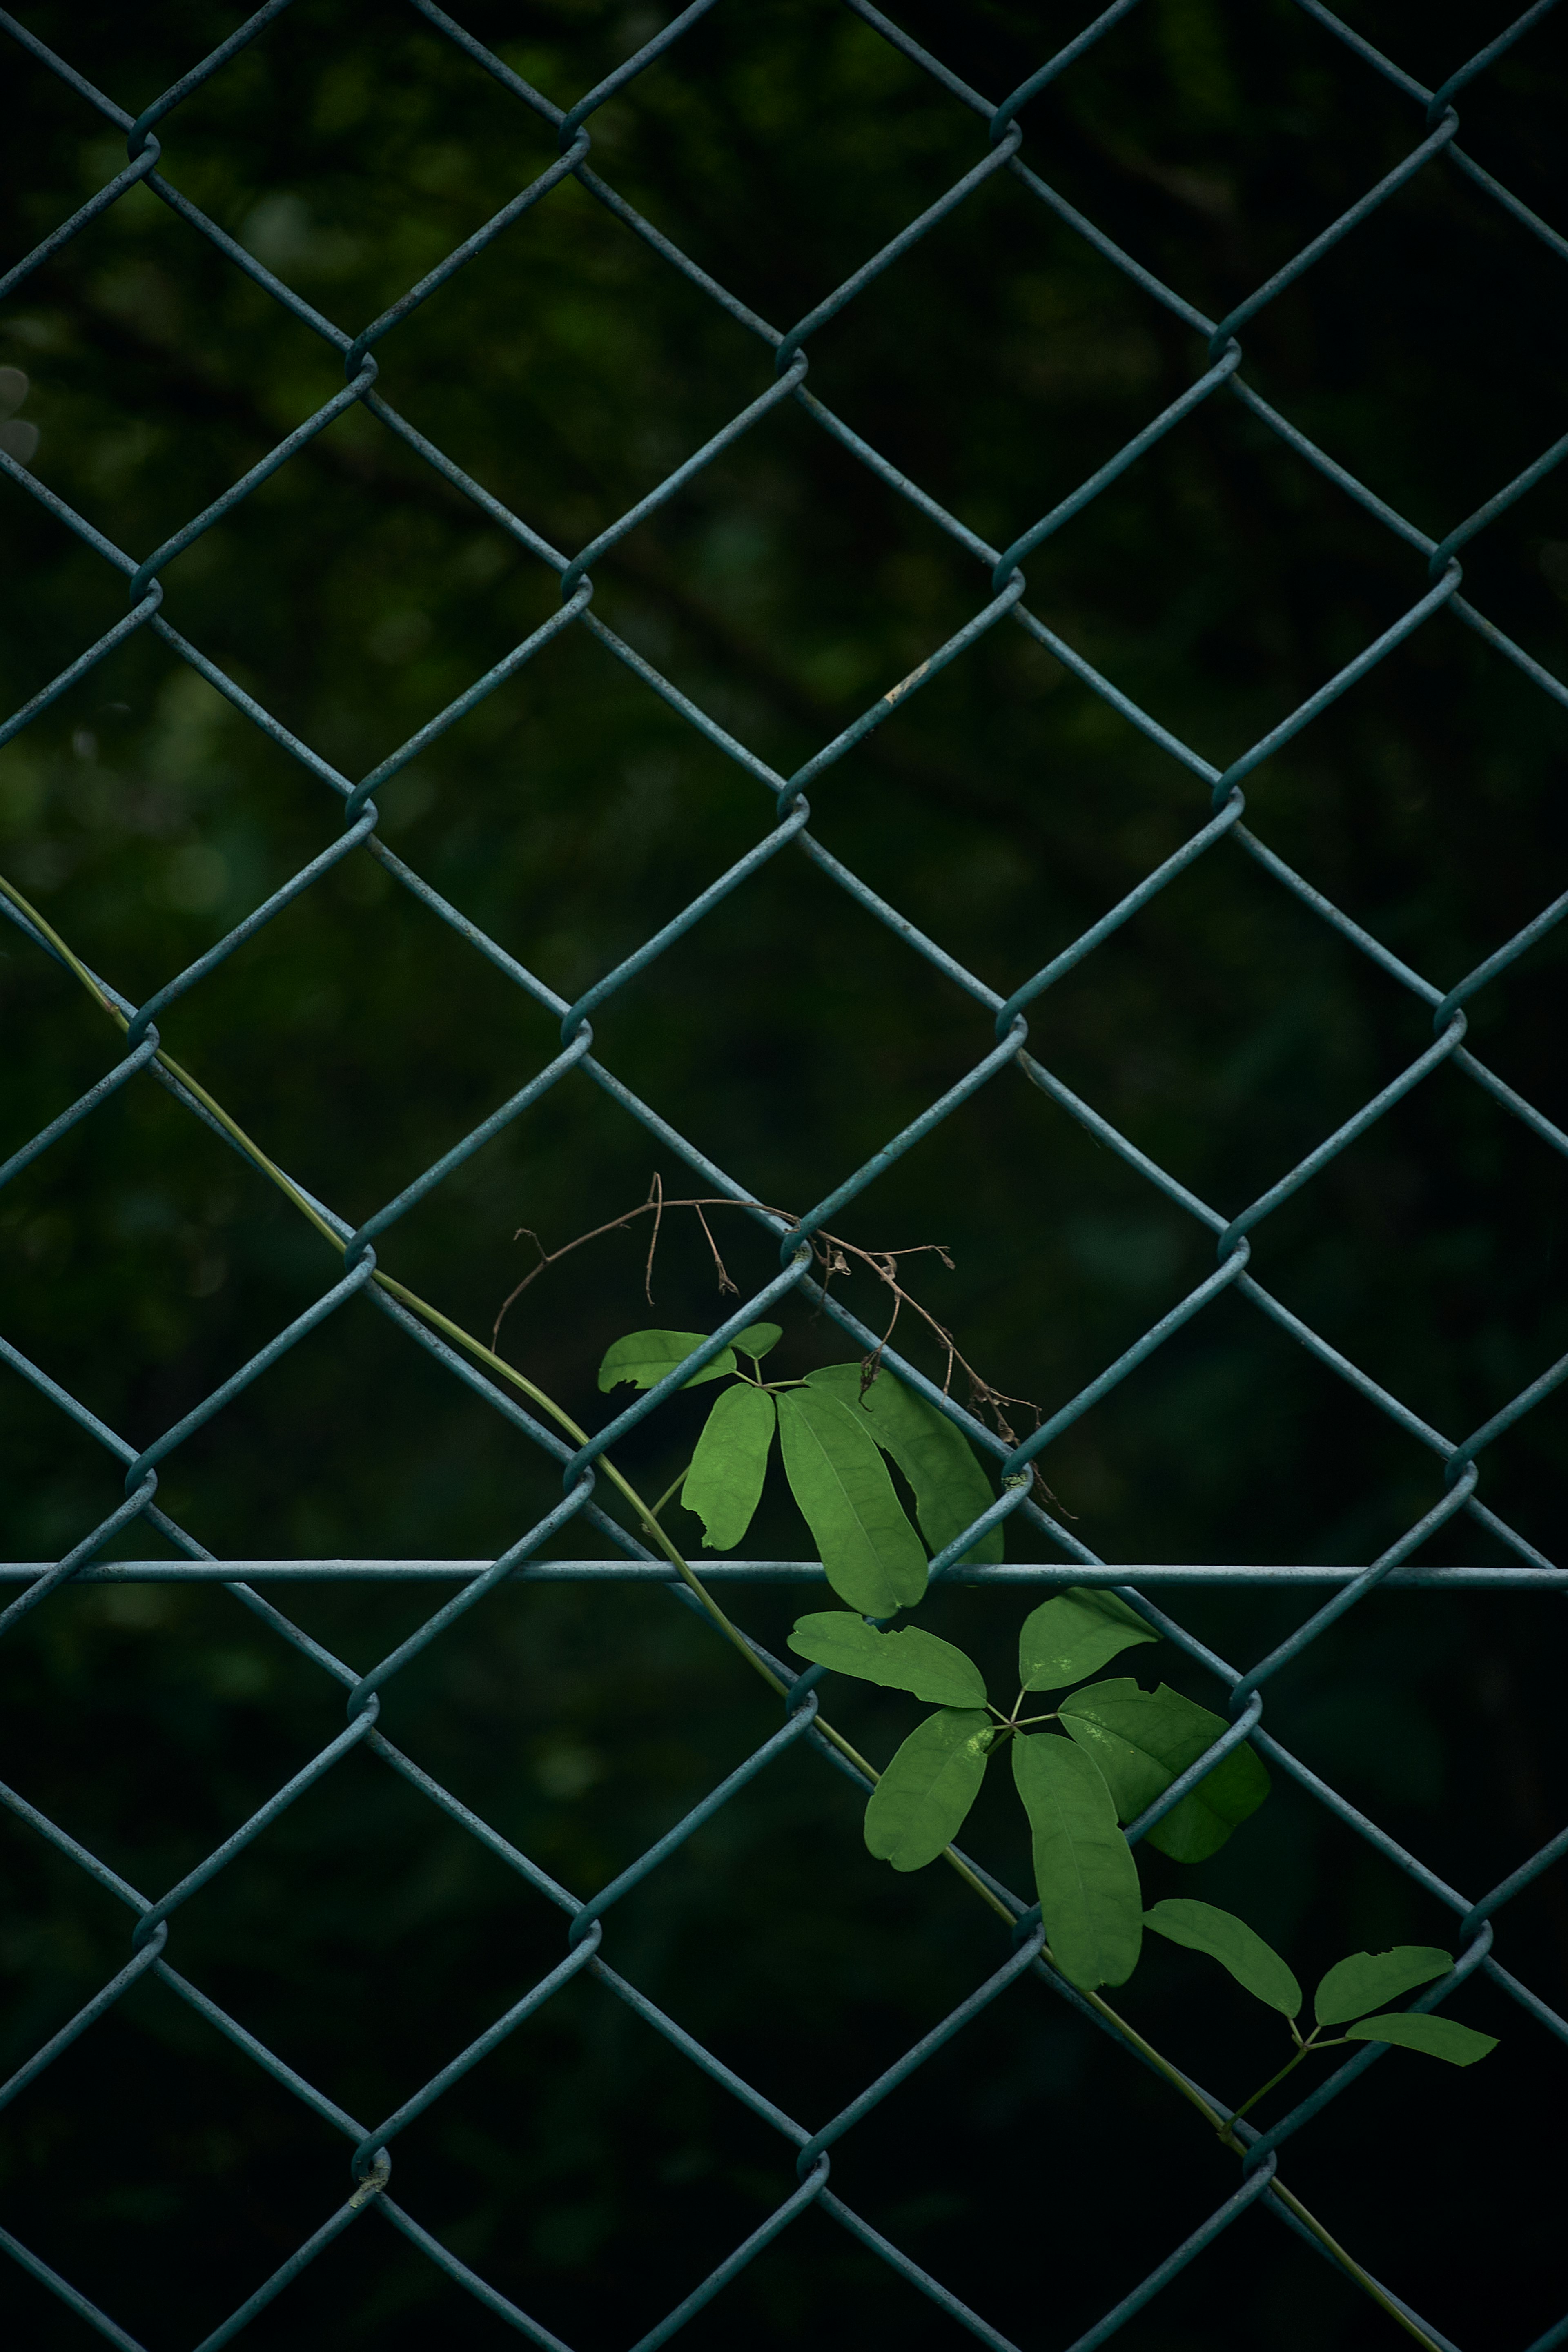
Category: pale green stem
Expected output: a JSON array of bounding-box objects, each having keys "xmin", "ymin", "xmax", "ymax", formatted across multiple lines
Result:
[
  {"xmin": 1226, "ymin": 2036, "xmax": 1319, "ymax": 2127},
  {"xmin": 646, "ymin": 1466, "xmax": 693, "ymax": 1525},
  {"xmin": 1065, "ymin": 2000, "xmax": 1441, "ymax": 2348},
  {"xmin": 1268, "ymin": 2185, "xmax": 1445, "ymax": 2351}
]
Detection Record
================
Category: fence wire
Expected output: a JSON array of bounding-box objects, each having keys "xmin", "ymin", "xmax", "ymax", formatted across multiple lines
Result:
[{"xmin": 1, "ymin": 3, "xmax": 1566, "ymax": 2348}]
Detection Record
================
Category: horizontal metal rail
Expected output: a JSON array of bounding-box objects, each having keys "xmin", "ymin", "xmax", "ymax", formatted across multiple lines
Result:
[{"xmin": 2, "ymin": 1559, "xmax": 1562, "ymax": 1588}]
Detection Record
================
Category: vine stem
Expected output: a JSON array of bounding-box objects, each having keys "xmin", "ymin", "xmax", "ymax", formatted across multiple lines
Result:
[
  {"xmin": 1226, "ymin": 2038, "xmax": 1318, "ymax": 2129},
  {"xmin": 1057, "ymin": 2006, "xmax": 1439, "ymax": 2348},
  {"xmin": 1269, "ymin": 2184, "xmax": 1443, "ymax": 2350},
  {"xmin": 644, "ymin": 1467, "xmax": 691, "ymax": 1524},
  {"xmin": 2, "ymin": 868, "xmax": 1443, "ymax": 2352}
]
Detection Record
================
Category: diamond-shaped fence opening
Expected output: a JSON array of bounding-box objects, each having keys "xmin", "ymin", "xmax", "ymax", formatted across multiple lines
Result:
[{"xmin": 2, "ymin": 2, "xmax": 1566, "ymax": 2346}]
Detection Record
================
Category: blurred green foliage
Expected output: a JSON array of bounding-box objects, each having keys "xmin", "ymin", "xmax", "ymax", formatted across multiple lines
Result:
[{"xmin": 1, "ymin": 0, "xmax": 1566, "ymax": 2343}]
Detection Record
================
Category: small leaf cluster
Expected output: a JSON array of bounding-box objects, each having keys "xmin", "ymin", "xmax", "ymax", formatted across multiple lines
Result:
[
  {"xmin": 597, "ymin": 1326, "xmax": 1498, "ymax": 2085},
  {"xmin": 789, "ymin": 1591, "xmax": 1270, "ymax": 1991},
  {"xmin": 600, "ymin": 1326, "xmax": 1000, "ymax": 1611},
  {"xmin": 1144, "ymin": 1902, "xmax": 1497, "ymax": 2076}
]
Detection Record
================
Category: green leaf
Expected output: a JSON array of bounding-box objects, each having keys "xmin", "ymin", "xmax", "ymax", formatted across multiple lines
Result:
[
  {"xmin": 732, "ymin": 1321, "xmax": 782, "ymax": 1362},
  {"xmin": 776, "ymin": 1386, "xmax": 929, "ymax": 1615},
  {"xmin": 597, "ymin": 1328, "xmax": 736, "ymax": 1393},
  {"xmin": 806, "ymin": 1362, "xmax": 1003, "ymax": 1564},
  {"xmin": 1143, "ymin": 1898, "xmax": 1302, "ymax": 2018},
  {"xmin": 1011, "ymin": 1733, "xmax": 1143, "ymax": 1990},
  {"xmin": 1314, "ymin": 1947, "xmax": 1453, "ymax": 2027},
  {"xmin": 1058, "ymin": 1679, "xmax": 1270, "ymax": 1862},
  {"xmin": 864, "ymin": 1708, "xmax": 992, "ymax": 1870},
  {"xmin": 681, "ymin": 1383, "xmax": 776, "ymax": 1550},
  {"xmin": 786, "ymin": 1613, "xmax": 986, "ymax": 1706},
  {"xmin": 1017, "ymin": 1590, "xmax": 1159, "ymax": 1692},
  {"xmin": 1344, "ymin": 2012, "xmax": 1497, "ymax": 2066}
]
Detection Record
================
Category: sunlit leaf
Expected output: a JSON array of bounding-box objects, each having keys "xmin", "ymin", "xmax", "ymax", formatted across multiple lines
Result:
[
  {"xmin": 732, "ymin": 1321, "xmax": 782, "ymax": 1361},
  {"xmin": 806, "ymin": 1362, "xmax": 1002, "ymax": 1564},
  {"xmin": 787, "ymin": 1612, "xmax": 986, "ymax": 1706},
  {"xmin": 1011, "ymin": 1733, "xmax": 1142, "ymax": 1990},
  {"xmin": 1017, "ymin": 1590, "xmax": 1158, "ymax": 1692},
  {"xmin": 597, "ymin": 1328, "xmax": 736, "ymax": 1392},
  {"xmin": 1059, "ymin": 1678, "xmax": 1270, "ymax": 1861},
  {"xmin": 1143, "ymin": 1898, "xmax": 1302, "ymax": 2017},
  {"xmin": 777, "ymin": 1386, "xmax": 928, "ymax": 1615},
  {"xmin": 1343, "ymin": 2012, "xmax": 1496, "ymax": 2065},
  {"xmin": 682, "ymin": 1383, "xmax": 776, "ymax": 1550},
  {"xmin": 1314, "ymin": 1947, "xmax": 1453, "ymax": 2027},
  {"xmin": 864, "ymin": 1708, "xmax": 992, "ymax": 1870}
]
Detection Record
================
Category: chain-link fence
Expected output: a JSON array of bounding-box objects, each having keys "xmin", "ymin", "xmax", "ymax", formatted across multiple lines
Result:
[{"xmin": 2, "ymin": 2, "xmax": 1566, "ymax": 2346}]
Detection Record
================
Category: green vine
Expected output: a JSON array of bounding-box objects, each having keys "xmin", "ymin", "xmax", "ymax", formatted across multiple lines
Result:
[{"xmin": 2, "ymin": 864, "xmax": 1493, "ymax": 2352}]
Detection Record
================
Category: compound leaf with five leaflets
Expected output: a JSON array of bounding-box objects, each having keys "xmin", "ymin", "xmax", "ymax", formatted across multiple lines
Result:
[{"xmin": 864, "ymin": 1708, "xmax": 993, "ymax": 1870}]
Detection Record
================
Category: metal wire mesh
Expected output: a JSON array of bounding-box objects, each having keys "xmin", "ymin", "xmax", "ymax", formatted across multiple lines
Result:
[{"xmin": 2, "ymin": 2, "xmax": 1566, "ymax": 2345}]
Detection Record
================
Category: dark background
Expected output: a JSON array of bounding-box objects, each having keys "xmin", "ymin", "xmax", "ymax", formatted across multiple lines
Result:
[{"xmin": 1, "ymin": 1, "xmax": 1565, "ymax": 2345}]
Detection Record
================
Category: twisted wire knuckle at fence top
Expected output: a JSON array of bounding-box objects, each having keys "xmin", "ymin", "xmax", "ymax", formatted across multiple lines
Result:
[{"xmin": 1, "ymin": 2, "xmax": 1566, "ymax": 2347}]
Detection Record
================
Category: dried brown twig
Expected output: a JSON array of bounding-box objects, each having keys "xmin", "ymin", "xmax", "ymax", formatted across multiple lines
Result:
[{"xmin": 490, "ymin": 1176, "xmax": 1063, "ymax": 1507}]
